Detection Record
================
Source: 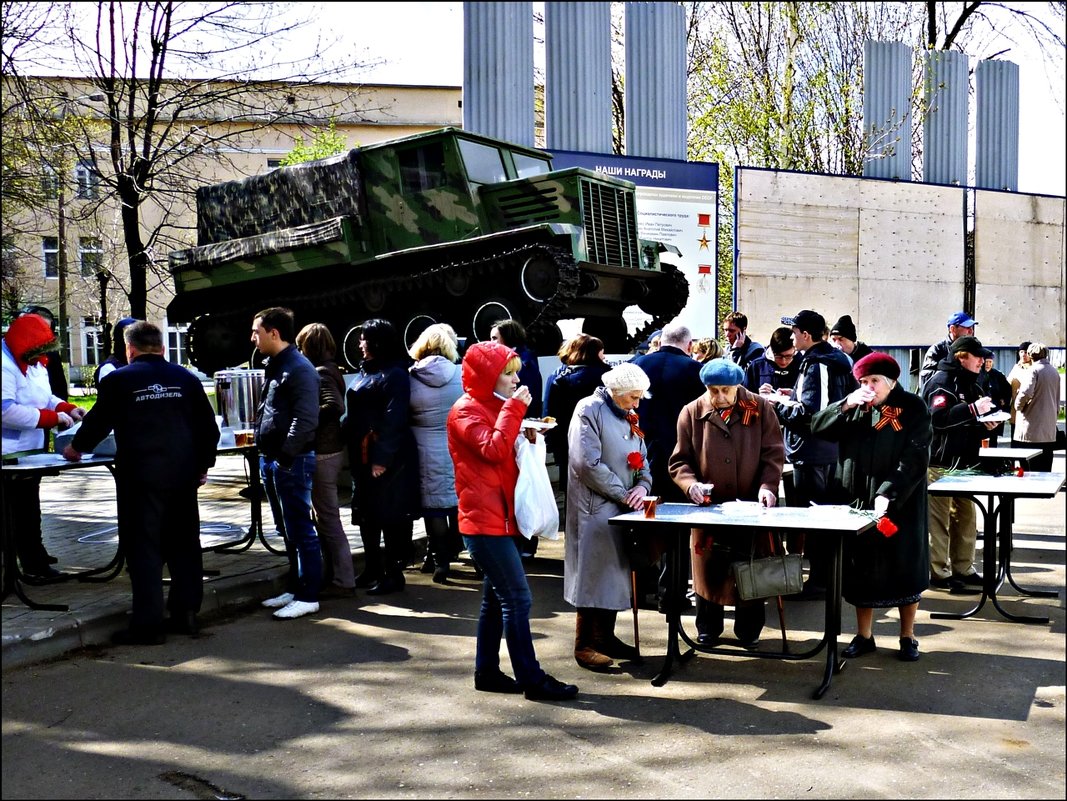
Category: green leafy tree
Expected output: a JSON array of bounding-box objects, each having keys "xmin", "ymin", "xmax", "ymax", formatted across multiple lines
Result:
[{"xmin": 280, "ymin": 119, "xmax": 349, "ymax": 165}]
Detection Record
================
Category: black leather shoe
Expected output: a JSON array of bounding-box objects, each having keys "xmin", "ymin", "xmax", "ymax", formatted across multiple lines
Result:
[
  {"xmin": 111, "ymin": 628, "xmax": 166, "ymax": 646},
  {"xmin": 697, "ymin": 632, "xmax": 721, "ymax": 646},
  {"xmin": 952, "ymin": 571, "xmax": 984, "ymax": 587},
  {"xmin": 46, "ymin": 554, "xmax": 59, "ymax": 565},
  {"xmin": 432, "ymin": 566, "xmax": 449, "ymax": 584},
  {"xmin": 898, "ymin": 637, "xmax": 920, "ymax": 662},
  {"xmin": 524, "ymin": 674, "xmax": 579, "ymax": 701},
  {"xmin": 21, "ymin": 565, "xmax": 63, "ymax": 580},
  {"xmin": 929, "ymin": 575, "xmax": 954, "ymax": 590},
  {"xmin": 949, "ymin": 580, "xmax": 979, "ymax": 595},
  {"xmin": 353, "ymin": 571, "xmax": 380, "ymax": 589},
  {"xmin": 365, "ymin": 576, "xmax": 404, "ymax": 596},
  {"xmin": 842, "ymin": 634, "xmax": 877, "ymax": 659},
  {"xmin": 420, "ymin": 558, "xmax": 435, "ymax": 574},
  {"xmin": 165, "ymin": 612, "xmax": 200, "ymax": 636},
  {"xmin": 474, "ymin": 670, "xmax": 523, "ymax": 694}
]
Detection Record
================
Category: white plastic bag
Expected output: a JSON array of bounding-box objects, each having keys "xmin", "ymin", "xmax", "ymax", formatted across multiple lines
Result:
[{"xmin": 513, "ymin": 433, "xmax": 560, "ymax": 540}]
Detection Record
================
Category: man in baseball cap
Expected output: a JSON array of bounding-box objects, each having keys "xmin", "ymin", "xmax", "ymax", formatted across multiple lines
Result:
[
  {"xmin": 919, "ymin": 311, "xmax": 978, "ymax": 388},
  {"xmin": 780, "ymin": 309, "xmax": 826, "ymax": 338}
]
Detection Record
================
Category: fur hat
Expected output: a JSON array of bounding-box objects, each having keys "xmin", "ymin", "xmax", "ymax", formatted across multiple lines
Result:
[
  {"xmin": 699, "ymin": 358, "xmax": 745, "ymax": 386},
  {"xmin": 852, "ymin": 352, "xmax": 900, "ymax": 381},
  {"xmin": 601, "ymin": 362, "xmax": 651, "ymax": 398}
]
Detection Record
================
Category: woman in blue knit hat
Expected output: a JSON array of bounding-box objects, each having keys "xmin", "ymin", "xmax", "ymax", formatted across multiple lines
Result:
[{"xmin": 669, "ymin": 358, "xmax": 785, "ymax": 647}]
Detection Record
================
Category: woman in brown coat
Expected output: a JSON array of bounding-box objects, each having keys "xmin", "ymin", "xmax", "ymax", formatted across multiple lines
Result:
[{"xmin": 669, "ymin": 358, "xmax": 785, "ymax": 646}]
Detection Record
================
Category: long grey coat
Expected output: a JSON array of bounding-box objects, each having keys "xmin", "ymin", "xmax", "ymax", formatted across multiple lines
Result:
[
  {"xmin": 1014, "ymin": 358, "xmax": 1060, "ymax": 443},
  {"xmin": 564, "ymin": 387, "xmax": 652, "ymax": 610},
  {"xmin": 409, "ymin": 355, "xmax": 463, "ymax": 509}
]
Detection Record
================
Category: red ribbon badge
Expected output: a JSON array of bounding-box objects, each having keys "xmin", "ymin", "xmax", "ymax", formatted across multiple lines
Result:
[
  {"xmin": 626, "ymin": 410, "xmax": 645, "ymax": 440},
  {"xmin": 874, "ymin": 405, "xmax": 903, "ymax": 432},
  {"xmin": 738, "ymin": 398, "xmax": 760, "ymax": 425},
  {"xmin": 876, "ymin": 516, "xmax": 898, "ymax": 537}
]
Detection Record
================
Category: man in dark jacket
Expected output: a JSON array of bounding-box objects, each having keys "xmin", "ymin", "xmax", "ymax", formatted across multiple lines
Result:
[
  {"xmin": 922, "ymin": 335, "xmax": 997, "ymax": 592},
  {"xmin": 829, "ymin": 314, "xmax": 872, "ymax": 365},
  {"xmin": 632, "ymin": 322, "xmax": 705, "ymax": 610},
  {"xmin": 919, "ymin": 311, "xmax": 976, "ymax": 388},
  {"xmin": 62, "ymin": 321, "xmax": 219, "ymax": 644},
  {"xmin": 721, "ymin": 311, "xmax": 764, "ymax": 371},
  {"xmin": 252, "ymin": 307, "xmax": 323, "ymax": 620},
  {"xmin": 744, "ymin": 326, "xmax": 800, "ymax": 398},
  {"xmin": 768, "ymin": 309, "xmax": 858, "ymax": 598}
]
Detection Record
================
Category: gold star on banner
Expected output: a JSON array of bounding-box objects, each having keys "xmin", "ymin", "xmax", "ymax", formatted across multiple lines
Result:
[{"xmin": 697, "ymin": 231, "xmax": 710, "ymax": 250}]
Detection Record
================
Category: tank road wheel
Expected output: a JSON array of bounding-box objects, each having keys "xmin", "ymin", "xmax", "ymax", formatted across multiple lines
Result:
[
  {"xmin": 471, "ymin": 300, "xmax": 514, "ymax": 344},
  {"xmin": 188, "ymin": 314, "xmax": 250, "ymax": 376},
  {"xmin": 341, "ymin": 325, "xmax": 365, "ymax": 370},
  {"xmin": 402, "ymin": 314, "xmax": 438, "ymax": 350},
  {"xmin": 582, "ymin": 315, "xmax": 630, "ymax": 354},
  {"xmin": 528, "ymin": 322, "xmax": 563, "ymax": 356},
  {"xmin": 520, "ymin": 254, "xmax": 560, "ymax": 303},
  {"xmin": 444, "ymin": 271, "xmax": 470, "ymax": 298}
]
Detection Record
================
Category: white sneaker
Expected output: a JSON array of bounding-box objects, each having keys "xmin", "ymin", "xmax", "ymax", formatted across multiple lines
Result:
[
  {"xmin": 272, "ymin": 600, "xmax": 320, "ymax": 620},
  {"xmin": 261, "ymin": 592, "xmax": 295, "ymax": 609}
]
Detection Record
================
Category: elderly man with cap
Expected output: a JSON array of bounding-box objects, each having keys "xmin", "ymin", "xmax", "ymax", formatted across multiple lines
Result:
[
  {"xmin": 812, "ymin": 352, "xmax": 932, "ymax": 663},
  {"xmin": 669, "ymin": 358, "xmax": 785, "ymax": 647},
  {"xmin": 564, "ymin": 361, "xmax": 652, "ymax": 671},
  {"xmin": 921, "ymin": 334, "xmax": 998, "ymax": 592},
  {"xmin": 768, "ymin": 308, "xmax": 857, "ymax": 599},
  {"xmin": 829, "ymin": 314, "xmax": 872, "ymax": 365},
  {"xmin": 919, "ymin": 311, "xmax": 977, "ymax": 388}
]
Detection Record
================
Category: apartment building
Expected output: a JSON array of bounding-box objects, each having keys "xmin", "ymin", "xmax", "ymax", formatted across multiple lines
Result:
[{"xmin": 1, "ymin": 76, "xmax": 462, "ymax": 381}]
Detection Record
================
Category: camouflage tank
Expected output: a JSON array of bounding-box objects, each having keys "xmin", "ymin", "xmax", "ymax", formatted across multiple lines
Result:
[{"xmin": 167, "ymin": 127, "xmax": 687, "ymax": 373}]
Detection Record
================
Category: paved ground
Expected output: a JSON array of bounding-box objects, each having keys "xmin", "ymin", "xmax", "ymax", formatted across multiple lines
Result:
[{"xmin": 2, "ymin": 451, "xmax": 1065, "ymax": 798}]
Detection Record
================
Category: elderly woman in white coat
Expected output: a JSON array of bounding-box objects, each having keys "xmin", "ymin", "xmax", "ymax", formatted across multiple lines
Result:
[{"xmin": 564, "ymin": 362, "xmax": 653, "ymax": 671}]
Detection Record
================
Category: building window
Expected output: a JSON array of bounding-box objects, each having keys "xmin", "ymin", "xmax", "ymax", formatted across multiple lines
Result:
[
  {"xmin": 42, "ymin": 236, "xmax": 59, "ymax": 279},
  {"xmin": 75, "ymin": 160, "xmax": 101, "ymax": 200},
  {"xmin": 266, "ymin": 158, "xmax": 283, "ymax": 171},
  {"xmin": 40, "ymin": 163, "xmax": 60, "ymax": 199},
  {"xmin": 82, "ymin": 317, "xmax": 103, "ymax": 366},
  {"xmin": 1, "ymin": 235, "xmax": 15, "ymax": 279},
  {"xmin": 167, "ymin": 323, "xmax": 190, "ymax": 366},
  {"xmin": 79, "ymin": 237, "xmax": 103, "ymax": 277}
]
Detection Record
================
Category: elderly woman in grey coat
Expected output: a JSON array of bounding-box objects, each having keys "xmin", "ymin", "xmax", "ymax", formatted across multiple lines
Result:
[{"xmin": 564, "ymin": 362, "xmax": 653, "ymax": 671}]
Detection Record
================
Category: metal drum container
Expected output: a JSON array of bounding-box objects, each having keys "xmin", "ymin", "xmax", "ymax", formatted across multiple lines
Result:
[{"xmin": 213, "ymin": 369, "xmax": 265, "ymax": 429}]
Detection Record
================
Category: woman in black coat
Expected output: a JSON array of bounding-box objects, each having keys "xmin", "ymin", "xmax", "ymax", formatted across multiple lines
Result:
[
  {"xmin": 343, "ymin": 319, "xmax": 420, "ymax": 595},
  {"xmin": 542, "ymin": 334, "xmax": 610, "ymax": 506},
  {"xmin": 811, "ymin": 352, "xmax": 931, "ymax": 663}
]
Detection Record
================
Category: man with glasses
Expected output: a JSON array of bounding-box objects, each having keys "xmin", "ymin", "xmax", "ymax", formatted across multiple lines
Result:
[{"xmin": 744, "ymin": 326, "xmax": 800, "ymax": 400}]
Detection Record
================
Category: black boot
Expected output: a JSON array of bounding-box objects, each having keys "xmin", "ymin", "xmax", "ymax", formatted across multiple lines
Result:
[
  {"xmin": 355, "ymin": 526, "xmax": 383, "ymax": 588},
  {"xmin": 733, "ymin": 601, "xmax": 765, "ymax": 649},
  {"xmin": 594, "ymin": 610, "xmax": 641, "ymax": 662},
  {"xmin": 694, "ymin": 595, "xmax": 725, "ymax": 645},
  {"xmin": 426, "ymin": 516, "xmax": 451, "ymax": 583}
]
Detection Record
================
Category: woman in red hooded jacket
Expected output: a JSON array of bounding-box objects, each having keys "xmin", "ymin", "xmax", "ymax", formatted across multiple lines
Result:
[{"xmin": 447, "ymin": 341, "xmax": 578, "ymax": 702}]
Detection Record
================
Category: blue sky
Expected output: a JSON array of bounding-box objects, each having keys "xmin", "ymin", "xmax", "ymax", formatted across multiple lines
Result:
[{"xmin": 335, "ymin": 2, "xmax": 1065, "ymax": 197}]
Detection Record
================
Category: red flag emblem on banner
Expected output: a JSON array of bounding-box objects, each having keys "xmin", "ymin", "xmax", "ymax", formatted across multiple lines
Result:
[
  {"xmin": 698, "ymin": 264, "xmax": 712, "ymax": 274},
  {"xmin": 698, "ymin": 212, "xmax": 711, "ymax": 227}
]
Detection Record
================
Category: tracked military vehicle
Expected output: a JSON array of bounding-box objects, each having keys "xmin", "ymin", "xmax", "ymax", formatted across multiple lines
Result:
[{"xmin": 168, "ymin": 127, "xmax": 687, "ymax": 374}]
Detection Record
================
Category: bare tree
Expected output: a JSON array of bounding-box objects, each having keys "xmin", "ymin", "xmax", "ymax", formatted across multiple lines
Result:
[{"xmin": 3, "ymin": 1, "xmax": 376, "ymax": 320}]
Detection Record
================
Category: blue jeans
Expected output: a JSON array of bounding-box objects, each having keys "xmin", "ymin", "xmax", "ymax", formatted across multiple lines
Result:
[
  {"xmin": 463, "ymin": 534, "xmax": 545, "ymax": 687},
  {"xmin": 262, "ymin": 454, "xmax": 322, "ymax": 602}
]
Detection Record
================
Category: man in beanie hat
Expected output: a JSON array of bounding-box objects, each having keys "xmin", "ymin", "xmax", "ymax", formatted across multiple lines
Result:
[
  {"xmin": 812, "ymin": 353, "xmax": 931, "ymax": 662},
  {"xmin": 2, "ymin": 313, "xmax": 87, "ymax": 577},
  {"xmin": 669, "ymin": 357, "xmax": 785, "ymax": 646},
  {"xmin": 829, "ymin": 314, "xmax": 872, "ymax": 365},
  {"xmin": 94, "ymin": 316, "xmax": 140, "ymax": 385},
  {"xmin": 632, "ymin": 322, "xmax": 705, "ymax": 610},
  {"xmin": 919, "ymin": 311, "xmax": 976, "ymax": 388},
  {"xmin": 770, "ymin": 309, "xmax": 858, "ymax": 599},
  {"xmin": 921, "ymin": 334, "xmax": 997, "ymax": 592}
]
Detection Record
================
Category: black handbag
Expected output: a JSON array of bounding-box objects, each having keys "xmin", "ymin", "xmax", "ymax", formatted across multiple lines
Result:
[{"xmin": 731, "ymin": 535, "xmax": 803, "ymax": 601}]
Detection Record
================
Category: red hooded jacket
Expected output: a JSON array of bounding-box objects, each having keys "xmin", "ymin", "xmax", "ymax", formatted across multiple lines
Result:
[{"xmin": 447, "ymin": 341, "xmax": 527, "ymax": 536}]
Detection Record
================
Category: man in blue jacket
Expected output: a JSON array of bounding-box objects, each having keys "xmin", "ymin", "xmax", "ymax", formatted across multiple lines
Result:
[
  {"xmin": 63, "ymin": 321, "xmax": 219, "ymax": 644},
  {"xmin": 766, "ymin": 309, "xmax": 858, "ymax": 598},
  {"xmin": 252, "ymin": 307, "xmax": 323, "ymax": 620}
]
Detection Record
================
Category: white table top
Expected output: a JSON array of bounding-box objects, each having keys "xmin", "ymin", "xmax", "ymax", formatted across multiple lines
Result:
[
  {"xmin": 611, "ymin": 501, "xmax": 877, "ymax": 534},
  {"xmin": 928, "ymin": 471, "xmax": 1066, "ymax": 498},
  {"xmin": 978, "ymin": 447, "xmax": 1043, "ymax": 461},
  {"xmin": 2, "ymin": 453, "xmax": 115, "ymax": 474}
]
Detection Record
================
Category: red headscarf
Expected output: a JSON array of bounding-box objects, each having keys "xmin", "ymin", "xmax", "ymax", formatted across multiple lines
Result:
[{"xmin": 4, "ymin": 314, "xmax": 57, "ymax": 375}]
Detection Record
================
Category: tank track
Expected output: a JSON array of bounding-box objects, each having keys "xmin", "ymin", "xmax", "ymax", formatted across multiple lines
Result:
[
  {"xmin": 187, "ymin": 241, "xmax": 582, "ymax": 373},
  {"xmin": 627, "ymin": 262, "xmax": 689, "ymax": 351}
]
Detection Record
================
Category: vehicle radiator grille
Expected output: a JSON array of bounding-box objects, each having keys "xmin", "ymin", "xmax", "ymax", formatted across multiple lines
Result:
[{"xmin": 581, "ymin": 180, "xmax": 640, "ymax": 269}]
